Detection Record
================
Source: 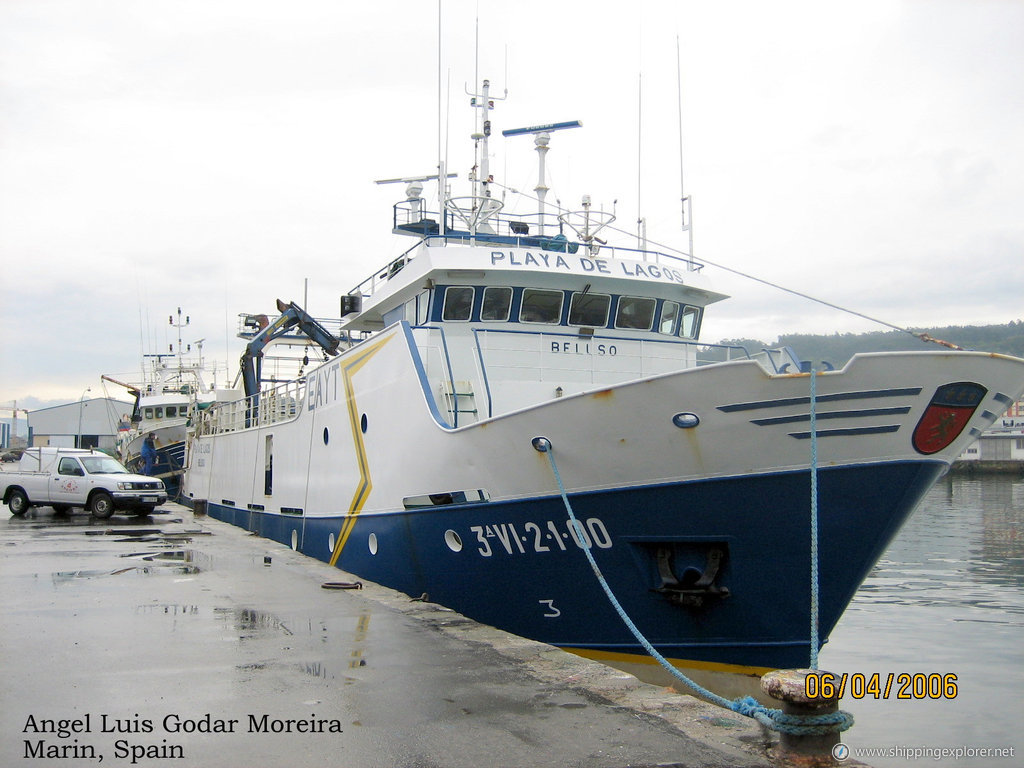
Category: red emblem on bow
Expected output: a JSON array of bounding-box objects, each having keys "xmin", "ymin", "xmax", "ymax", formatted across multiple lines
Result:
[{"xmin": 912, "ymin": 382, "xmax": 986, "ymax": 455}]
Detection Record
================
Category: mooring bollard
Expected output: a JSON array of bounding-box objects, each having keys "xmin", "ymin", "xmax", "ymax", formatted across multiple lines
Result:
[{"xmin": 761, "ymin": 668, "xmax": 842, "ymax": 766}]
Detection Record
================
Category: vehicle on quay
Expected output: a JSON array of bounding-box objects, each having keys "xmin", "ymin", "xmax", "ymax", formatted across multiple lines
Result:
[
  {"xmin": 2, "ymin": 447, "xmax": 167, "ymax": 519},
  {"xmin": 182, "ymin": 73, "xmax": 1024, "ymax": 689}
]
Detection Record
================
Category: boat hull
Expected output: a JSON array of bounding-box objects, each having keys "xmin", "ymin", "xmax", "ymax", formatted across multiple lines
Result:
[{"xmin": 204, "ymin": 459, "xmax": 941, "ymax": 672}]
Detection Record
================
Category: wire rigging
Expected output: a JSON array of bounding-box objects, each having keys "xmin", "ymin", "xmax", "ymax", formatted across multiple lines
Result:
[{"xmin": 486, "ymin": 179, "xmax": 958, "ymax": 347}]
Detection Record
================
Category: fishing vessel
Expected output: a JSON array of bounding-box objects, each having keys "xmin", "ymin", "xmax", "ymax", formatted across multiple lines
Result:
[
  {"xmin": 104, "ymin": 309, "xmax": 237, "ymax": 498},
  {"xmin": 182, "ymin": 78, "xmax": 1024, "ymax": 684}
]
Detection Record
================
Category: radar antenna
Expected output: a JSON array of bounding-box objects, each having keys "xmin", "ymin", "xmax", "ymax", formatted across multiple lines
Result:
[
  {"xmin": 502, "ymin": 120, "xmax": 581, "ymax": 237},
  {"xmin": 375, "ymin": 172, "xmax": 457, "ymax": 233}
]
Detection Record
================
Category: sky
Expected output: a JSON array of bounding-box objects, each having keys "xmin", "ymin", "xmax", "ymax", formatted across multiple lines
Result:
[{"xmin": 2, "ymin": 0, "xmax": 1022, "ymax": 412}]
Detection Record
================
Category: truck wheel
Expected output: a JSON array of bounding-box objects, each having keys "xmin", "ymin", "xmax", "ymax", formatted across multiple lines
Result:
[
  {"xmin": 90, "ymin": 492, "xmax": 115, "ymax": 519},
  {"xmin": 8, "ymin": 489, "xmax": 30, "ymax": 516}
]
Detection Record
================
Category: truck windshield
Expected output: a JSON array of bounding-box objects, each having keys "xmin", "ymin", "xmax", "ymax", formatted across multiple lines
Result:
[{"xmin": 81, "ymin": 456, "xmax": 129, "ymax": 475}]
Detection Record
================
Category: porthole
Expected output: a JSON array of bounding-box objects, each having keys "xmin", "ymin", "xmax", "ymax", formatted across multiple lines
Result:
[
  {"xmin": 360, "ymin": 413, "xmax": 368, "ymax": 434},
  {"xmin": 444, "ymin": 530, "xmax": 463, "ymax": 553},
  {"xmin": 323, "ymin": 427, "xmax": 329, "ymax": 445},
  {"xmin": 368, "ymin": 533, "xmax": 378, "ymax": 555},
  {"xmin": 672, "ymin": 412, "xmax": 700, "ymax": 429},
  {"xmin": 328, "ymin": 532, "xmax": 335, "ymax": 553},
  {"xmin": 291, "ymin": 530, "xmax": 298, "ymax": 551}
]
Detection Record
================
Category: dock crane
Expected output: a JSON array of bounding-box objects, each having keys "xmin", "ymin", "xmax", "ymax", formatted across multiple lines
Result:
[{"xmin": 1, "ymin": 401, "xmax": 30, "ymax": 450}]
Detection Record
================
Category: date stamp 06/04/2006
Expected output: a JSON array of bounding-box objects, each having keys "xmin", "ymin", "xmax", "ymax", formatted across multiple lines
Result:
[{"xmin": 804, "ymin": 671, "xmax": 959, "ymax": 701}]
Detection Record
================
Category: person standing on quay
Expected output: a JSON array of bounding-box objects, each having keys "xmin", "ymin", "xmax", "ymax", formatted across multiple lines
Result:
[{"xmin": 141, "ymin": 433, "xmax": 158, "ymax": 476}]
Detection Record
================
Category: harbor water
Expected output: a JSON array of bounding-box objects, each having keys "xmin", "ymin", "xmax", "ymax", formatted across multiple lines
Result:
[{"xmin": 819, "ymin": 475, "xmax": 1023, "ymax": 766}]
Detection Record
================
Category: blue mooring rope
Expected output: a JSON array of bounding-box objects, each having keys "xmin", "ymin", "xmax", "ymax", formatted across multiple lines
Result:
[
  {"xmin": 531, "ymin": 432, "xmax": 853, "ymax": 736},
  {"xmin": 810, "ymin": 366, "xmax": 820, "ymax": 670}
]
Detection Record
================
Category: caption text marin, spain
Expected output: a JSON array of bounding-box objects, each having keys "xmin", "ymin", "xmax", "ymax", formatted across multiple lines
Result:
[{"xmin": 20, "ymin": 712, "xmax": 342, "ymax": 763}]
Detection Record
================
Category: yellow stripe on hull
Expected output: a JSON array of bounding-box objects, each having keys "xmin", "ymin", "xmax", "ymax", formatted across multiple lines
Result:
[
  {"xmin": 328, "ymin": 334, "xmax": 395, "ymax": 566},
  {"xmin": 562, "ymin": 646, "xmax": 772, "ymax": 678}
]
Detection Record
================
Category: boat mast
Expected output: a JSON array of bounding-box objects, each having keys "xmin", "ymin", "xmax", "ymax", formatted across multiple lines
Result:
[
  {"xmin": 466, "ymin": 79, "xmax": 505, "ymax": 203},
  {"xmin": 437, "ymin": 0, "xmax": 445, "ymax": 218},
  {"xmin": 462, "ymin": 8, "xmax": 506, "ymax": 235},
  {"xmin": 535, "ymin": 132, "xmax": 549, "ymax": 231},
  {"xmin": 676, "ymin": 36, "xmax": 694, "ymax": 262},
  {"xmin": 502, "ymin": 120, "xmax": 582, "ymax": 237},
  {"xmin": 171, "ymin": 308, "xmax": 189, "ymax": 369}
]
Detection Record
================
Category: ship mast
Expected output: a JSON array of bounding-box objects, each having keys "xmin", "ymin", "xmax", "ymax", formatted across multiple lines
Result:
[
  {"xmin": 502, "ymin": 120, "xmax": 582, "ymax": 236},
  {"xmin": 464, "ymin": 79, "xmax": 506, "ymax": 219},
  {"xmin": 170, "ymin": 307, "xmax": 190, "ymax": 377}
]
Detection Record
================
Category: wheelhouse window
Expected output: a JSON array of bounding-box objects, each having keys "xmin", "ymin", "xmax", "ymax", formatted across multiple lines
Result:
[
  {"xmin": 166, "ymin": 406, "xmax": 177, "ymax": 418},
  {"xmin": 154, "ymin": 406, "xmax": 164, "ymax": 418},
  {"xmin": 615, "ymin": 296, "xmax": 655, "ymax": 330},
  {"xmin": 417, "ymin": 291, "xmax": 431, "ymax": 325},
  {"xmin": 405, "ymin": 290, "xmax": 430, "ymax": 325},
  {"xmin": 442, "ymin": 286, "xmax": 474, "ymax": 321},
  {"xmin": 658, "ymin": 301, "xmax": 680, "ymax": 335},
  {"xmin": 568, "ymin": 292, "xmax": 610, "ymax": 327},
  {"xmin": 519, "ymin": 288, "xmax": 563, "ymax": 324},
  {"xmin": 480, "ymin": 287, "xmax": 512, "ymax": 321},
  {"xmin": 680, "ymin": 305, "xmax": 702, "ymax": 339},
  {"xmin": 144, "ymin": 407, "xmax": 154, "ymax": 419}
]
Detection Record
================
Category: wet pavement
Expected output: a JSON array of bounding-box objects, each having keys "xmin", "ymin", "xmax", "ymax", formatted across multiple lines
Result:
[{"xmin": 1, "ymin": 502, "xmax": 772, "ymax": 767}]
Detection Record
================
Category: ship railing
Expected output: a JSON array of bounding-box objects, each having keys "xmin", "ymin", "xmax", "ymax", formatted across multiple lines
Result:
[
  {"xmin": 344, "ymin": 240, "xmax": 427, "ymax": 305},
  {"xmin": 197, "ymin": 378, "xmax": 307, "ymax": 435},
  {"xmin": 402, "ymin": 202, "xmax": 701, "ymax": 267},
  {"xmin": 346, "ymin": 202, "xmax": 704, "ymax": 303}
]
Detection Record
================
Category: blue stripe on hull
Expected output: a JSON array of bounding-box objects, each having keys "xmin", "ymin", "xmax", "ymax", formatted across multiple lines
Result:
[{"xmin": 205, "ymin": 460, "xmax": 943, "ymax": 670}]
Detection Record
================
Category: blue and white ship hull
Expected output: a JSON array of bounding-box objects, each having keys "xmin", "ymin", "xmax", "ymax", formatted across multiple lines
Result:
[{"xmin": 205, "ymin": 459, "xmax": 941, "ymax": 673}]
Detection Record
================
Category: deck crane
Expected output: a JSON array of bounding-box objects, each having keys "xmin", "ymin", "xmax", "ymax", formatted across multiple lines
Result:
[{"xmin": 240, "ymin": 299, "xmax": 341, "ymax": 421}]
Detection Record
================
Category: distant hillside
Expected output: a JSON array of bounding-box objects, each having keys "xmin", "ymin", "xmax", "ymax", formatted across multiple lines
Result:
[{"xmin": 704, "ymin": 321, "xmax": 1024, "ymax": 367}]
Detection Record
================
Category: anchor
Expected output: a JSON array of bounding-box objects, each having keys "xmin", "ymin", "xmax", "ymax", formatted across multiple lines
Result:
[{"xmin": 654, "ymin": 545, "xmax": 730, "ymax": 608}]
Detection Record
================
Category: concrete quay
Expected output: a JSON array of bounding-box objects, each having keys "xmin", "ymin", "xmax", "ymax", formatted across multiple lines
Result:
[{"xmin": 1, "ymin": 502, "xmax": 775, "ymax": 768}]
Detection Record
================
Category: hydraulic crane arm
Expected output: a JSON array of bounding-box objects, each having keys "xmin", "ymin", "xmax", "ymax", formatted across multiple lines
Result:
[{"xmin": 240, "ymin": 299, "xmax": 341, "ymax": 401}]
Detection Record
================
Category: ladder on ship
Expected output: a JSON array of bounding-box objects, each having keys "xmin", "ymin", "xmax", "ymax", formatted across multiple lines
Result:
[{"xmin": 441, "ymin": 380, "xmax": 478, "ymax": 427}]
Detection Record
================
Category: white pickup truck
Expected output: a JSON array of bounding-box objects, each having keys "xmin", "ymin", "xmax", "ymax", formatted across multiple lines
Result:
[{"xmin": 1, "ymin": 447, "xmax": 167, "ymax": 519}]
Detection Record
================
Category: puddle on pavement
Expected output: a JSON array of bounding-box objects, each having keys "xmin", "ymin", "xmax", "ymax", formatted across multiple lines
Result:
[
  {"xmin": 293, "ymin": 612, "xmax": 373, "ymax": 679},
  {"xmin": 134, "ymin": 604, "xmax": 200, "ymax": 616},
  {"xmin": 10, "ymin": 512, "xmax": 185, "ymax": 530},
  {"xmin": 292, "ymin": 661, "xmax": 363, "ymax": 684},
  {"xmin": 119, "ymin": 549, "xmax": 205, "ymax": 564},
  {"xmin": 85, "ymin": 528, "xmax": 205, "ymax": 540},
  {"xmin": 50, "ymin": 549, "xmax": 210, "ymax": 583},
  {"xmin": 214, "ymin": 607, "xmax": 295, "ymax": 639},
  {"xmin": 52, "ymin": 562, "xmax": 201, "ymax": 583},
  {"xmin": 213, "ymin": 607, "xmax": 373, "ymax": 683}
]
